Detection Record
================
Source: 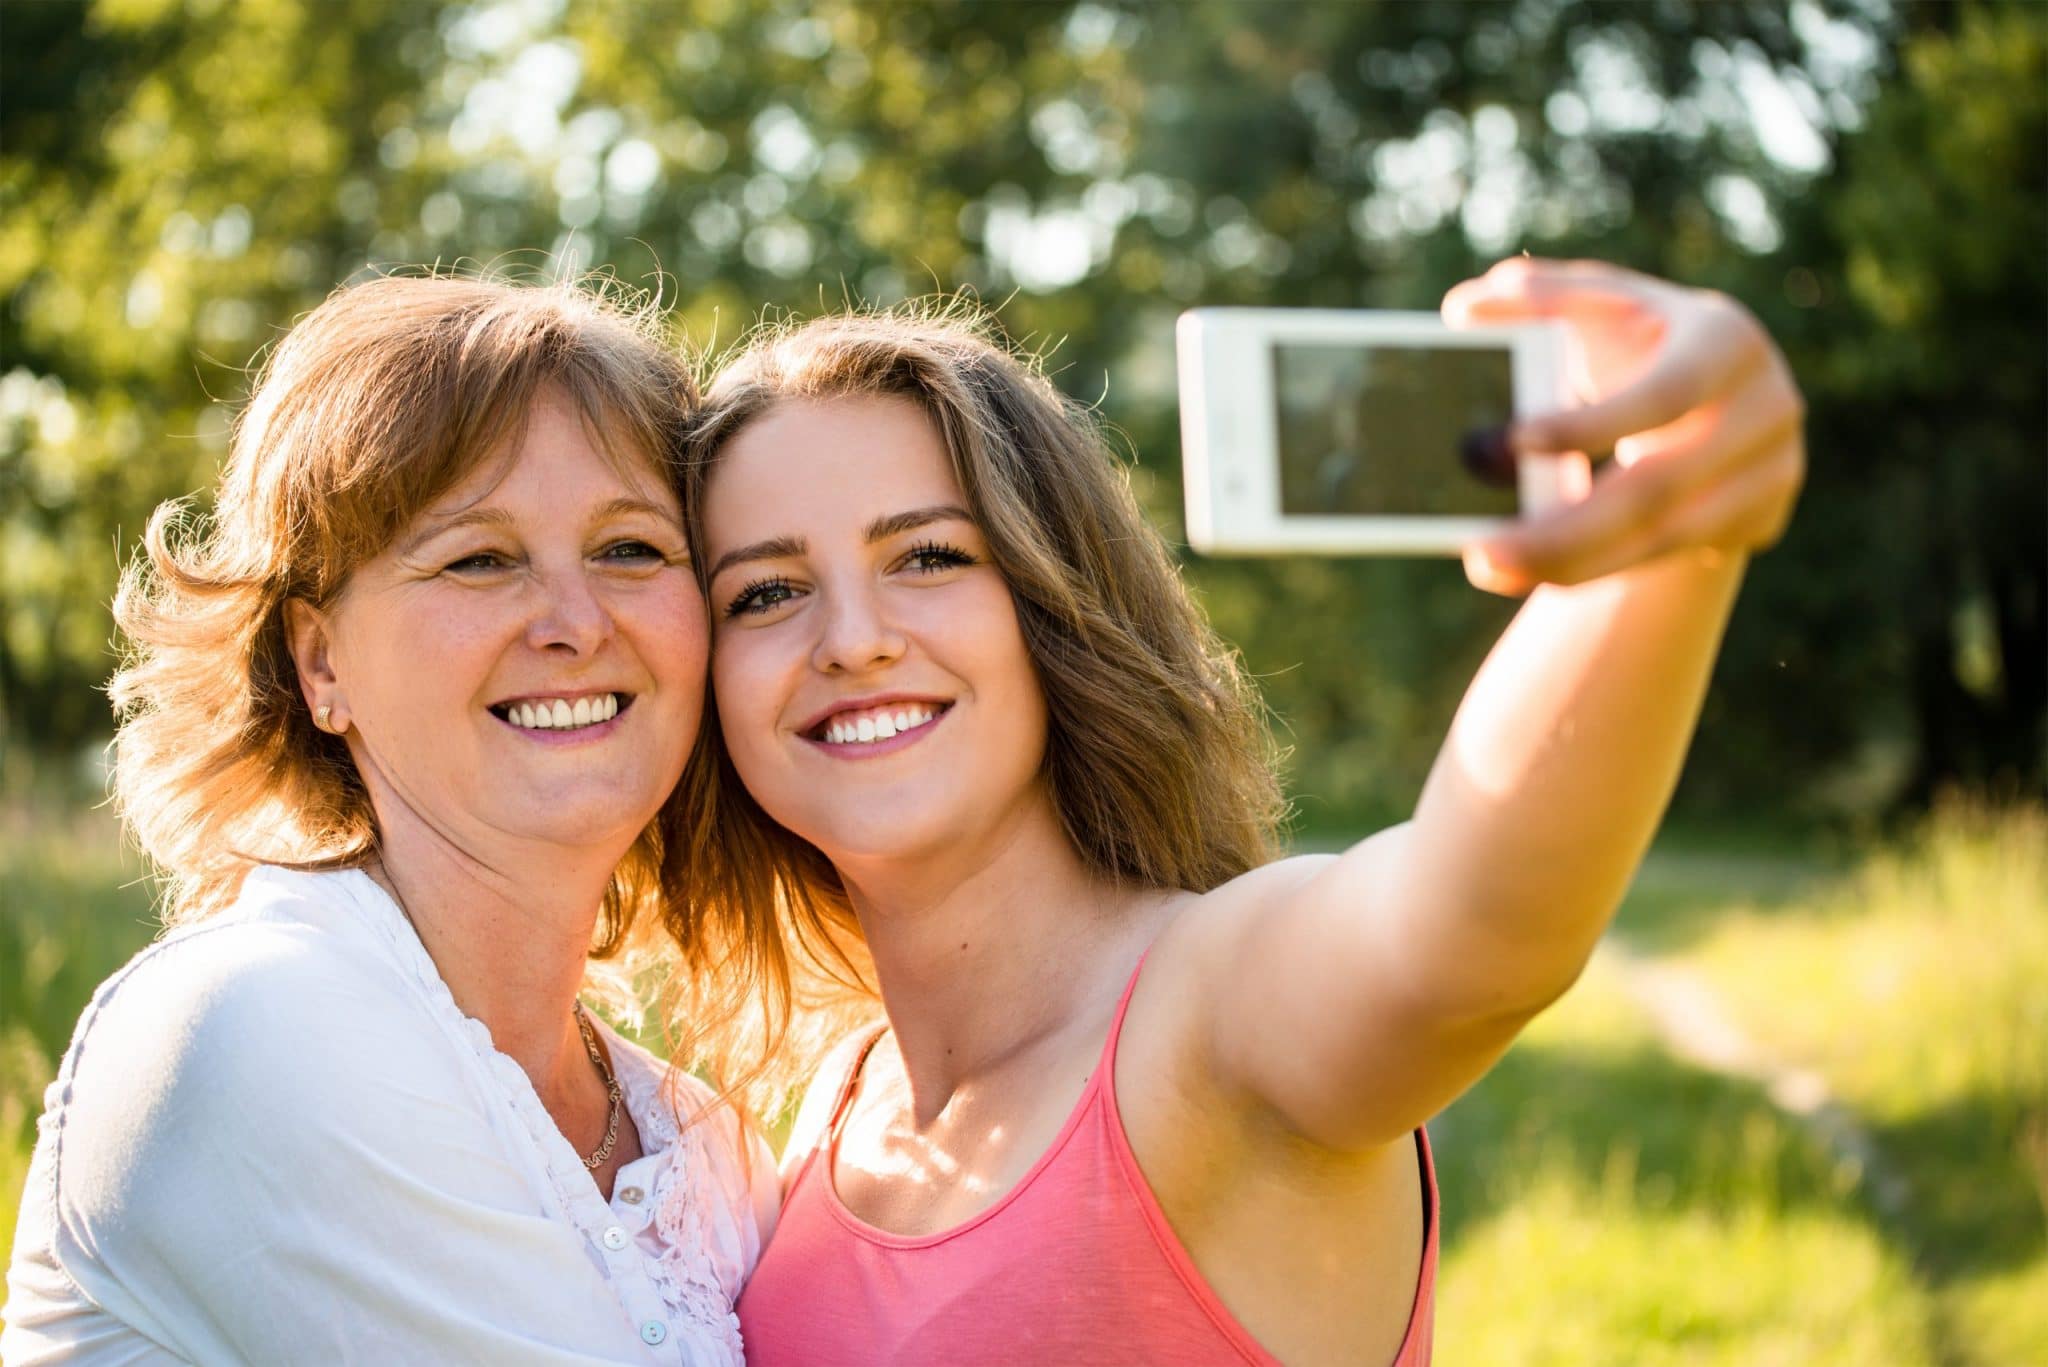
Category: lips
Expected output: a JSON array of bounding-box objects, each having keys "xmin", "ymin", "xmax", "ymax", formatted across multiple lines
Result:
[
  {"xmin": 488, "ymin": 692, "xmax": 631, "ymax": 733},
  {"xmin": 799, "ymin": 695, "xmax": 952, "ymax": 746}
]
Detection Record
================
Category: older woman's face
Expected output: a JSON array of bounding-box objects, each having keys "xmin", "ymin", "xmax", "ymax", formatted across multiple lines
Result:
[{"xmin": 292, "ymin": 392, "xmax": 705, "ymax": 862}]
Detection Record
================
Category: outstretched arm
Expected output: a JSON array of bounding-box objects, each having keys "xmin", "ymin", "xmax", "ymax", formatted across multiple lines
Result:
[{"xmin": 1195, "ymin": 259, "xmax": 1805, "ymax": 1150}]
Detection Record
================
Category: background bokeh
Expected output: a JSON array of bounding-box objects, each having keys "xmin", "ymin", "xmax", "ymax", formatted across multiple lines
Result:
[{"xmin": 3, "ymin": 1, "xmax": 2042, "ymax": 1361}]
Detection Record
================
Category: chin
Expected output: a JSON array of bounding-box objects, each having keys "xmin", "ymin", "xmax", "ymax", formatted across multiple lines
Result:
[
  {"xmin": 785, "ymin": 803, "xmax": 958, "ymax": 868},
  {"xmin": 499, "ymin": 794, "xmax": 663, "ymax": 854}
]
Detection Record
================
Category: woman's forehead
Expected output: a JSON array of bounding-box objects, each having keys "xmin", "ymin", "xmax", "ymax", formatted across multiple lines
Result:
[
  {"xmin": 704, "ymin": 395, "xmax": 963, "ymax": 536},
  {"xmin": 445, "ymin": 395, "xmax": 676, "ymax": 504}
]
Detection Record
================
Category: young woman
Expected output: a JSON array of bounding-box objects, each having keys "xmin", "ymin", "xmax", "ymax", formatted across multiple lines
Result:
[
  {"xmin": 674, "ymin": 258, "xmax": 1804, "ymax": 1365},
  {"xmin": 3, "ymin": 276, "xmax": 776, "ymax": 1364}
]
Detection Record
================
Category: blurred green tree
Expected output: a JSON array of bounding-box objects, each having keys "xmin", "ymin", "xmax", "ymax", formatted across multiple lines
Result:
[
  {"xmin": 2, "ymin": 0, "xmax": 2039, "ymax": 819},
  {"xmin": 1773, "ymin": 2, "xmax": 2046, "ymax": 805}
]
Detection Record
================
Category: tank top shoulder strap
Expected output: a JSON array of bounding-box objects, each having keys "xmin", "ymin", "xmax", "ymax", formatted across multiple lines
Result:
[
  {"xmin": 779, "ymin": 1022, "xmax": 890, "ymax": 1202},
  {"xmin": 825, "ymin": 1022, "xmax": 891, "ymax": 1138},
  {"xmin": 1094, "ymin": 950, "xmax": 1151, "ymax": 1078}
]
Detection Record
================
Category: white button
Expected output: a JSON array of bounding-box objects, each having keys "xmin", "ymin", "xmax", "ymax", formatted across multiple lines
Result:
[
  {"xmin": 601, "ymin": 1225, "xmax": 628, "ymax": 1251},
  {"xmin": 640, "ymin": 1320, "xmax": 667, "ymax": 1346},
  {"xmin": 617, "ymin": 1185, "xmax": 645, "ymax": 1205}
]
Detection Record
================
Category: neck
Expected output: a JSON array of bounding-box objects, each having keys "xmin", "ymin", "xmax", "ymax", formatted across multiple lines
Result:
[
  {"xmin": 834, "ymin": 790, "xmax": 1169, "ymax": 1117},
  {"xmin": 365, "ymin": 802, "xmax": 622, "ymax": 1095}
]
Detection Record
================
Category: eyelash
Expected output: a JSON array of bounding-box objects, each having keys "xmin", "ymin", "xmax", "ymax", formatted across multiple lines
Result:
[
  {"xmin": 443, "ymin": 540, "xmax": 671, "ymax": 575},
  {"xmin": 724, "ymin": 576, "xmax": 794, "ymax": 618},
  {"xmin": 600, "ymin": 539, "xmax": 669, "ymax": 564},
  {"xmin": 444, "ymin": 551, "xmax": 509, "ymax": 574},
  {"xmin": 903, "ymin": 540, "xmax": 977, "ymax": 572},
  {"xmin": 721, "ymin": 542, "xmax": 977, "ymax": 619}
]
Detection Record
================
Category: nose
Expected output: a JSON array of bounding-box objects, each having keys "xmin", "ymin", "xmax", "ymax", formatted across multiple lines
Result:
[
  {"xmin": 525, "ymin": 564, "xmax": 614, "ymax": 656},
  {"xmin": 810, "ymin": 580, "xmax": 907, "ymax": 675}
]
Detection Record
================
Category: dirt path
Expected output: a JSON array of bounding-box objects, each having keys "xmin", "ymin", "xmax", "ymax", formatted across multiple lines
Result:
[{"xmin": 1596, "ymin": 936, "xmax": 1911, "ymax": 1222}]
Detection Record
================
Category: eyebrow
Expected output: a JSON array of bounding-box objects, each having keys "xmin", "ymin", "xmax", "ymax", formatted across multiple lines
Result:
[
  {"xmin": 401, "ymin": 496, "xmax": 681, "ymax": 557},
  {"xmin": 707, "ymin": 503, "xmax": 974, "ymax": 581},
  {"xmin": 864, "ymin": 504, "xmax": 973, "ymax": 543},
  {"xmin": 593, "ymin": 496, "xmax": 685, "ymax": 530},
  {"xmin": 400, "ymin": 506, "xmax": 515, "ymax": 557}
]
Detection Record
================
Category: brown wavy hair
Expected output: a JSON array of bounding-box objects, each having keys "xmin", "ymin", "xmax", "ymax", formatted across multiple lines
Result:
[
  {"xmin": 665, "ymin": 302, "xmax": 1288, "ymax": 1117},
  {"xmin": 111, "ymin": 271, "xmax": 698, "ymax": 952}
]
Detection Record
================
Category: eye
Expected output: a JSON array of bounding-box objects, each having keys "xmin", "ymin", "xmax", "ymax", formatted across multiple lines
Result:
[
  {"xmin": 444, "ymin": 549, "xmax": 513, "ymax": 574},
  {"xmin": 901, "ymin": 540, "xmax": 977, "ymax": 574},
  {"xmin": 724, "ymin": 576, "xmax": 799, "ymax": 618},
  {"xmin": 597, "ymin": 538, "xmax": 671, "ymax": 565}
]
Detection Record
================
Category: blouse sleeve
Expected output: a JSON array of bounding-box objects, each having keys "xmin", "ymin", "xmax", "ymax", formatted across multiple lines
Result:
[{"xmin": 16, "ymin": 917, "xmax": 666, "ymax": 1366}]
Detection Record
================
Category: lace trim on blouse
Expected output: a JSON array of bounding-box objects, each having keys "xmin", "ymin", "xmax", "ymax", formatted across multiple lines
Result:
[
  {"xmin": 333, "ymin": 868, "xmax": 749, "ymax": 1365},
  {"xmin": 623, "ymin": 1059, "xmax": 749, "ymax": 1361}
]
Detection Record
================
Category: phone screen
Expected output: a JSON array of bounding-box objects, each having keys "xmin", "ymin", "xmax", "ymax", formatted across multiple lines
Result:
[{"xmin": 1273, "ymin": 342, "xmax": 1518, "ymax": 517}]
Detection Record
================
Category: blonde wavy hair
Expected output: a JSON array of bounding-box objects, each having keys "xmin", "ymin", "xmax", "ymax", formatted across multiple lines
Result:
[
  {"xmin": 111, "ymin": 271, "xmax": 698, "ymax": 953},
  {"xmin": 665, "ymin": 303, "xmax": 1289, "ymax": 1117}
]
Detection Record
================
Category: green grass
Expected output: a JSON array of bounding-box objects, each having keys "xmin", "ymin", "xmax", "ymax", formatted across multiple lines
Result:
[
  {"xmin": 1433, "ymin": 957, "xmax": 1941, "ymax": 1365},
  {"xmin": 0, "ymin": 795, "xmax": 163, "ymax": 1252},
  {"xmin": 1671, "ymin": 799, "xmax": 2048, "ymax": 1364},
  {"xmin": 4, "ymin": 794, "xmax": 2043, "ymax": 1363}
]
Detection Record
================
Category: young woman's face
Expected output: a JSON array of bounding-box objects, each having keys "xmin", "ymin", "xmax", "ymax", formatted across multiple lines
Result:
[
  {"xmin": 295, "ymin": 392, "xmax": 706, "ymax": 859},
  {"xmin": 701, "ymin": 394, "xmax": 1050, "ymax": 866}
]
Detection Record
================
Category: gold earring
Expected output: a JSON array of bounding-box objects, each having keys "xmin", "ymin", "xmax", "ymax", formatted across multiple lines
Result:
[{"xmin": 317, "ymin": 705, "xmax": 333, "ymax": 732}]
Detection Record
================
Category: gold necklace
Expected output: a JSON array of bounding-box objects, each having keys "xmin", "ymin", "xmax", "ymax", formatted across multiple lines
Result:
[{"xmin": 572, "ymin": 1001, "xmax": 625, "ymax": 1171}]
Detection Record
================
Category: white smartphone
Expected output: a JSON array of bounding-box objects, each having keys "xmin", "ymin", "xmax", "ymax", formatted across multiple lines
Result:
[{"xmin": 1176, "ymin": 308, "xmax": 1587, "ymax": 556}]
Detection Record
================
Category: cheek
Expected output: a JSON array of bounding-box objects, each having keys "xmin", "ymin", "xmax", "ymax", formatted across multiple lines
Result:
[
  {"xmin": 656, "ymin": 584, "xmax": 711, "ymax": 681},
  {"xmin": 958, "ymin": 584, "xmax": 1042, "ymax": 707},
  {"xmin": 709, "ymin": 630, "xmax": 784, "ymax": 761},
  {"xmin": 340, "ymin": 604, "xmax": 500, "ymax": 705}
]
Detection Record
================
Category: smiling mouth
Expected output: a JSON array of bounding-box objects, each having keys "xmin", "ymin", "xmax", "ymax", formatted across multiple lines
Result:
[
  {"xmin": 488, "ymin": 692, "xmax": 631, "ymax": 733},
  {"xmin": 806, "ymin": 701, "xmax": 949, "ymax": 747}
]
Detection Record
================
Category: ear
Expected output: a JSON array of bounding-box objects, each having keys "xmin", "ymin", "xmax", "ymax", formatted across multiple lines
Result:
[{"xmin": 284, "ymin": 598, "xmax": 343, "ymax": 725}]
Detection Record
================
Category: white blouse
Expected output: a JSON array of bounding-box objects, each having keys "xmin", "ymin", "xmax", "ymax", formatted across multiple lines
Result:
[{"xmin": 3, "ymin": 866, "xmax": 778, "ymax": 1366}]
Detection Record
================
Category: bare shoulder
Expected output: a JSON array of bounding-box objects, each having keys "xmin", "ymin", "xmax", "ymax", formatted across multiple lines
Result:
[
  {"xmin": 1112, "ymin": 855, "xmax": 1334, "ymax": 1130},
  {"xmin": 1117, "ymin": 824, "xmax": 1416, "ymax": 1146},
  {"xmin": 1140, "ymin": 852, "xmax": 1338, "ymax": 1001}
]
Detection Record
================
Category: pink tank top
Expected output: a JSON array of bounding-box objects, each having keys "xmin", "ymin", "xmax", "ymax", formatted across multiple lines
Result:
[{"xmin": 737, "ymin": 960, "xmax": 1438, "ymax": 1365}]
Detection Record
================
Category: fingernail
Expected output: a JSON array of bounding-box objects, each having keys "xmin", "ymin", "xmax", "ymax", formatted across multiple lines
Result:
[
  {"xmin": 1462, "ymin": 543, "xmax": 1520, "ymax": 596},
  {"xmin": 1459, "ymin": 424, "xmax": 1517, "ymax": 488}
]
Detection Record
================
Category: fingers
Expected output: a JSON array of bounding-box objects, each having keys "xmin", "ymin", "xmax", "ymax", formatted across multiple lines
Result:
[
  {"xmin": 1610, "ymin": 356, "xmax": 1804, "ymax": 474},
  {"xmin": 1444, "ymin": 256, "xmax": 1805, "ymax": 595},
  {"xmin": 1469, "ymin": 456, "xmax": 1698, "ymax": 591},
  {"xmin": 1467, "ymin": 371, "xmax": 1804, "ymax": 592},
  {"xmin": 1441, "ymin": 257, "xmax": 1673, "ymax": 328},
  {"xmin": 1445, "ymin": 257, "xmax": 1777, "ymax": 459},
  {"xmin": 1514, "ymin": 296, "xmax": 1766, "ymax": 458},
  {"xmin": 1467, "ymin": 444, "xmax": 1801, "ymax": 595}
]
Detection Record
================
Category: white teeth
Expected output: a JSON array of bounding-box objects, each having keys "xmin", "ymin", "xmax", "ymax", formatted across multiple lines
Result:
[
  {"xmin": 819, "ymin": 703, "xmax": 940, "ymax": 746},
  {"xmin": 504, "ymin": 694, "xmax": 618, "ymax": 733}
]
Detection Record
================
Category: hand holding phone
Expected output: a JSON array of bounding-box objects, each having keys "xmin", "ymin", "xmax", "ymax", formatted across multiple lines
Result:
[
  {"xmin": 1441, "ymin": 258, "xmax": 1805, "ymax": 595},
  {"xmin": 1176, "ymin": 309, "xmax": 1590, "ymax": 556}
]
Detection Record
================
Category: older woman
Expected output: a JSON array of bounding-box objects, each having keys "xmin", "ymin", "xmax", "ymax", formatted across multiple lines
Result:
[{"xmin": 3, "ymin": 276, "xmax": 774, "ymax": 1364}]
